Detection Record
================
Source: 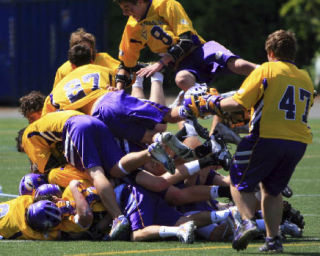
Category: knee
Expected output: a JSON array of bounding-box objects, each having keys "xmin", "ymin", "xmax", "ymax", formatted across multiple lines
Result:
[{"xmin": 175, "ymin": 71, "xmax": 196, "ymax": 91}]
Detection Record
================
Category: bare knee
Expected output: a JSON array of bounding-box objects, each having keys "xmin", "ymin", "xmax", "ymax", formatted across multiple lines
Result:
[{"xmin": 175, "ymin": 70, "xmax": 196, "ymax": 91}]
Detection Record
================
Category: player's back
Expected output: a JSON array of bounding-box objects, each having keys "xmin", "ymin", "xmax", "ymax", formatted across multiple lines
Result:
[
  {"xmin": 53, "ymin": 52, "xmax": 119, "ymax": 89},
  {"xmin": 42, "ymin": 64, "xmax": 112, "ymax": 116},
  {"xmin": 254, "ymin": 61, "xmax": 314, "ymax": 144}
]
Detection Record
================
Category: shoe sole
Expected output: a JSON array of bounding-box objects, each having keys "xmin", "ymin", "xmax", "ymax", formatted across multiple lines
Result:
[
  {"xmin": 232, "ymin": 227, "xmax": 260, "ymax": 251},
  {"xmin": 109, "ymin": 222, "xmax": 130, "ymax": 240}
]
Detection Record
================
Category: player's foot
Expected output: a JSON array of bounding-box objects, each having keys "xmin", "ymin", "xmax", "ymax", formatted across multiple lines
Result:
[
  {"xmin": 281, "ymin": 185, "xmax": 293, "ymax": 198},
  {"xmin": 109, "ymin": 215, "xmax": 130, "ymax": 240},
  {"xmin": 148, "ymin": 142, "xmax": 175, "ymax": 174},
  {"xmin": 259, "ymin": 236, "xmax": 283, "ymax": 253},
  {"xmin": 228, "ymin": 206, "xmax": 242, "ymax": 228},
  {"xmin": 232, "ymin": 219, "xmax": 260, "ymax": 251},
  {"xmin": 282, "ymin": 201, "xmax": 305, "ymax": 229},
  {"xmin": 157, "ymin": 132, "xmax": 195, "ymax": 161},
  {"xmin": 177, "ymin": 221, "xmax": 196, "ymax": 244},
  {"xmin": 214, "ymin": 122, "xmax": 242, "ymax": 145},
  {"xmin": 280, "ymin": 220, "xmax": 302, "ymax": 238}
]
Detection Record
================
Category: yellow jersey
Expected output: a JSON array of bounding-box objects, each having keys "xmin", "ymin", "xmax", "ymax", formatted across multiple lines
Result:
[
  {"xmin": 119, "ymin": 0, "xmax": 205, "ymax": 67},
  {"xmin": 53, "ymin": 52, "xmax": 120, "ymax": 89},
  {"xmin": 0, "ymin": 196, "xmax": 59, "ymax": 240},
  {"xmin": 233, "ymin": 61, "xmax": 314, "ymax": 144},
  {"xmin": 58, "ymin": 180, "xmax": 105, "ymax": 234},
  {"xmin": 22, "ymin": 110, "xmax": 84, "ymax": 173},
  {"xmin": 48, "ymin": 164, "xmax": 92, "ymax": 189},
  {"xmin": 42, "ymin": 64, "xmax": 112, "ymax": 116}
]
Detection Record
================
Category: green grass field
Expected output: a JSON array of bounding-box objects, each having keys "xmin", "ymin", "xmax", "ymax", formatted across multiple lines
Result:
[{"xmin": 0, "ymin": 116, "xmax": 319, "ymax": 256}]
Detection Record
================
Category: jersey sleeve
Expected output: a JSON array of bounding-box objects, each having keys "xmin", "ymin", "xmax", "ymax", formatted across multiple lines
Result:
[
  {"xmin": 232, "ymin": 65, "xmax": 266, "ymax": 109},
  {"xmin": 22, "ymin": 133, "xmax": 52, "ymax": 173},
  {"xmin": 119, "ymin": 20, "xmax": 145, "ymax": 68}
]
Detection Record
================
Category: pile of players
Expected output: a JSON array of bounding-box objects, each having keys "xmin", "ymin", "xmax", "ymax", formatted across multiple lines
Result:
[{"xmin": 0, "ymin": 0, "xmax": 313, "ymax": 253}]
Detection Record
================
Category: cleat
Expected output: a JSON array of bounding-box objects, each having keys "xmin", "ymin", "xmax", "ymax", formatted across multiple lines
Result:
[
  {"xmin": 280, "ymin": 220, "xmax": 302, "ymax": 238},
  {"xmin": 232, "ymin": 219, "xmax": 260, "ymax": 251},
  {"xmin": 157, "ymin": 132, "xmax": 195, "ymax": 161},
  {"xmin": 194, "ymin": 134, "xmax": 232, "ymax": 171},
  {"xmin": 177, "ymin": 221, "xmax": 196, "ymax": 244},
  {"xmin": 109, "ymin": 215, "xmax": 130, "ymax": 240},
  {"xmin": 148, "ymin": 142, "xmax": 175, "ymax": 174},
  {"xmin": 228, "ymin": 206, "xmax": 242, "ymax": 229},
  {"xmin": 214, "ymin": 122, "xmax": 242, "ymax": 145},
  {"xmin": 281, "ymin": 185, "xmax": 293, "ymax": 198},
  {"xmin": 282, "ymin": 201, "xmax": 305, "ymax": 229},
  {"xmin": 259, "ymin": 236, "xmax": 283, "ymax": 253}
]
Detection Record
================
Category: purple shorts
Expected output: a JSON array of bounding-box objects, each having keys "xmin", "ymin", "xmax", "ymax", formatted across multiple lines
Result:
[
  {"xmin": 230, "ymin": 135, "xmax": 307, "ymax": 196},
  {"xmin": 63, "ymin": 115, "xmax": 124, "ymax": 176},
  {"xmin": 177, "ymin": 40, "xmax": 239, "ymax": 84},
  {"xmin": 92, "ymin": 91, "xmax": 170, "ymax": 142},
  {"xmin": 116, "ymin": 184, "xmax": 182, "ymax": 231}
]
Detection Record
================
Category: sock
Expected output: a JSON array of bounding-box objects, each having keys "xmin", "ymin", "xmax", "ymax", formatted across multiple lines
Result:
[
  {"xmin": 256, "ymin": 219, "xmax": 266, "ymax": 232},
  {"xmin": 151, "ymin": 72, "xmax": 164, "ymax": 83},
  {"xmin": 159, "ymin": 226, "xmax": 179, "ymax": 238},
  {"xmin": 184, "ymin": 160, "xmax": 201, "ymax": 176},
  {"xmin": 210, "ymin": 209, "xmax": 230, "ymax": 223},
  {"xmin": 184, "ymin": 119, "xmax": 198, "ymax": 137},
  {"xmin": 132, "ymin": 76, "xmax": 144, "ymax": 88},
  {"xmin": 153, "ymin": 132, "xmax": 162, "ymax": 143},
  {"xmin": 210, "ymin": 186, "xmax": 219, "ymax": 199}
]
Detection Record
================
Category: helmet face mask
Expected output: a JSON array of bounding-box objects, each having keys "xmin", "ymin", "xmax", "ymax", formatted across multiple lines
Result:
[
  {"xmin": 35, "ymin": 184, "xmax": 62, "ymax": 199},
  {"xmin": 19, "ymin": 173, "xmax": 46, "ymax": 196},
  {"xmin": 26, "ymin": 200, "xmax": 61, "ymax": 232}
]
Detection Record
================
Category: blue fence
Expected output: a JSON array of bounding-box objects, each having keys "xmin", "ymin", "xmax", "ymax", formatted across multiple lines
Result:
[{"xmin": 0, "ymin": 0, "xmax": 108, "ymax": 104}]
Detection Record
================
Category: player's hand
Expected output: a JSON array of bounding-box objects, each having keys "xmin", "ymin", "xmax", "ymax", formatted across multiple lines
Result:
[{"xmin": 136, "ymin": 62, "xmax": 162, "ymax": 78}]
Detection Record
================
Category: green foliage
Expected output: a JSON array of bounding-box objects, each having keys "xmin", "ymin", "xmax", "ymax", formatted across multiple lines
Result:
[{"xmin": 280, "ymin": 0, "xmax": 320, "ymax": 66}]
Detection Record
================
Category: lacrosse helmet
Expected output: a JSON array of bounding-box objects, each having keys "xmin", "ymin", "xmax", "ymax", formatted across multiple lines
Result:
[
  {"xmin": 19, "ymin": 173, "xmax": 46, "ymax": 196},
  {"xmin": 35, "ymin": 184, "xmax": 62, "ymax": 199},
  {"xmin": 26, "ymin": 200, "xmax": 61, "ymax": 232}
]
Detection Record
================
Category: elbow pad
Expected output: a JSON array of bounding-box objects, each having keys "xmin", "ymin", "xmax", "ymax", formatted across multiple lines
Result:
[{"xmin": 168, "ymin": 32, "xmax": 195, "ymax": 61}]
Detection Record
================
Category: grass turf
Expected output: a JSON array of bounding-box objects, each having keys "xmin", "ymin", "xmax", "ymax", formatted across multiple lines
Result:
[{"xmin": 0, "ymin": 117, "xmax": 319, "ymax": 255}]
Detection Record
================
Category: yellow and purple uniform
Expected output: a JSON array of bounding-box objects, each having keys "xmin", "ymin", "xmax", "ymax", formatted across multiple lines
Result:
[
  {"xmin": 53, "ymin": 52, "xmax": 120, "ymax": 89},
  {"xmin": 230, "ymin": 61, "xmax": 314, "ymax": 195},
  {"xmin": 0, "ymin": 196, "xmax": 59, "ymax": 240},
  {"xmin": 57, "ymin": 181, "xmax": 105, "ymax": 234},
  {"xmin": 42, "ymin": 64, "xmax": 112, "ymax": 116},
  {"xmin": 233, "ymin": 61, "xmax": 313, "ymax": 144},
  {"xmin": 22, "ymin": 110, "xmax": 84, "ymax": 173},
  {"xmin": 119, "ymin": 0, "xmax": 205, "ymax": 68}
]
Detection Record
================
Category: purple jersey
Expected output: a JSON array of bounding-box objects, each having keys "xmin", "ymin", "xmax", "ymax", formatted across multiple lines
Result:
[
  {"xmin": 230, "ymin": 134, "xmax": 307, "ymax": 196},
  {"xmin": 114, "ymin": 184, "xmax": 182, "ymax": 231},
  {"xmin": 177, "ymin": 40, "xmax": 239, "ymax": 84},
  {"xmin": 63, "ymin": 115, "xmax": 124, "ymax": 176},
  {"xmin": 92, "ymin": 90, "xmax": 170, "ymax": 142}
]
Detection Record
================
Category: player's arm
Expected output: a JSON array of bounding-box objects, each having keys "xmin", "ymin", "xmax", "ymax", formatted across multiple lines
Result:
[
  {"xmin": 117, "ymin": 23, "xmax": 144, "ymax": 89},
  {"xmin": 69, "ymin": 180, "xmax": 93, "ymax": 229}
]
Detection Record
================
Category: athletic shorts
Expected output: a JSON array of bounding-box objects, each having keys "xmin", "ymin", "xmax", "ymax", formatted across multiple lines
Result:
[
  {"xmin": 230, "ymin": 135, "xmax": 307, "ymax": 196},
  {"xmin": 92, "ymin": 91, "xmax": 170, "ymax": 142},
  {"xmin": 115, "ymin": 184, "xmax": 182, "ymax": 231},
  {"xmin": 177, "ymin": 40, "xmax": 239, "ymax": 84},
  {"xmin": 63, "ymin": 115, "xmax": 124, "ymax": 176}
]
